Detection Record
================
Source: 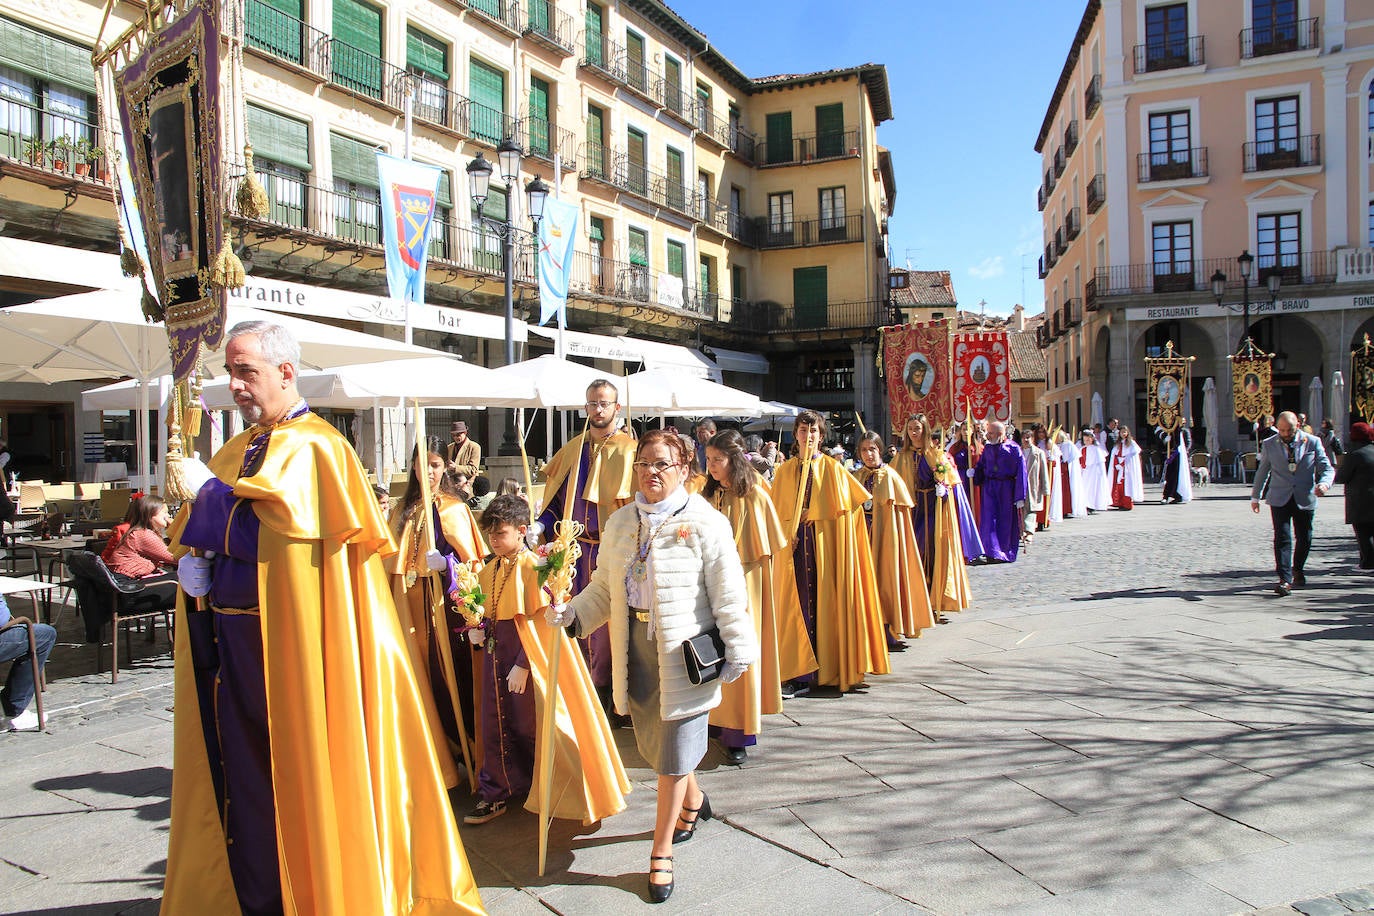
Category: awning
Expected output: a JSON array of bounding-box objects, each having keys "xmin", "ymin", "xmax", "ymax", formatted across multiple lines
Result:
[
  {"xmin": 526, "ymin": 326, "xmax": 720, "ymax": 380},
  {"xmin": 707, "ymin": 347, "xmax": 769, "ymax": 375},
  {"xmin": 0, "ymin": 237, "xmax": 138, "ymax": 297}
]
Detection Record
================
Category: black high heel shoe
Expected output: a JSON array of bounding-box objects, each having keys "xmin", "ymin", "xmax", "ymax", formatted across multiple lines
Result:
[
  {"xmin": 648, "ymin": 854, "xmax": 674, "ymax": 903},
  {"xmin": 672, "ymin": 792, "xmax": 712, "ymax": 843}
]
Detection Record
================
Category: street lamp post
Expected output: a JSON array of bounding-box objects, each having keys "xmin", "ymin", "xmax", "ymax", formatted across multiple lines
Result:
[{"xmin": 467, "ymin": 140, "xmax": 551, "ymax": 454}]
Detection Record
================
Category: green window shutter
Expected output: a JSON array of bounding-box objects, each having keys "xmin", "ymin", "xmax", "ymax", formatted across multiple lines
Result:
[
  {"xmin": 793, "ymin": 266, "xmax": 828, "ymax": 329},
  {"xmin": 586, "ymin": 106, "xmax": 604, "ymax": 146},
  {"xmin": 246, "ymin": 103, "xmax": 311, "ymax": 171},
  {"xmin": 625, "ymin": 31, "xmax": 645, "ymax": 89},
  {"xmin": 627, "ymin": 129, "xmax": 646, "ymax": 165},
  {"xmin": 628, "ymin": 228, "xmax": 649, "ymax": 266},
  {"xmin": 434, "ymin": 168, "xmax": 452, "ymax": 208},
  {"xmin": 584, "ymin": 3, "xmax": 604, "ymax": 65},
  {"xmin": 333, "ymin": 0, "xmax": 381, "ymax": 55},
  {"xmin": 247, "ymin": 0, "xmax": 305, "ymax": 64},
  {"xmin": 666, "ymin": 240, "xmax": 685, "ymax": 279},
  {"xmin": 589, "ymin": 216, "xmax": 604, "ymax": 241},
  {"xmin": 406, "ymin": 26, "xmax": 448, "ymax": 81},
  {"xmin": 698, "ymin": 257, "xmax": 710, "ymax": 293},
  {"xmin": 665, "ymin": 147, "xmax": 683, "ymax": 184},
  {"xmin": 816, "ymin": 103, "xmax": 844, "ymax": 157},
  {"xmin": 478, "ymin": 185, "xmax": 508, "ymax": 221},
  {"xmin": 469, "ymin": 58, "xmax": 507, "ymax": 143},
  {"xmin": 766, "ymin": 111, "xmax": 792, "ymax": 164},
  {"xmin": 330, "ymin": 132, "xmax": 380, "ymax": 186},
  {"xmin": 528, "ymin": 77, "xmax": 550, "ymax": 156},
  {"xmin": 528, "ymin": 0, "xmax": 550, "ymax": 33},
  {"xmin": 0, "ymin": 18, "xmax": 96, "ymax": 92}
]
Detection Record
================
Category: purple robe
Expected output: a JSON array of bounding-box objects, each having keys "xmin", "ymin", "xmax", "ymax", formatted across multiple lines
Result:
[
  {"xmin": 476, "ymin": 618, "xmax": 536, "ymax": 803},
  {"xmin": 973, "ymin": 441, "xmax": 1029, "ymax": 563},
  {"xmin": 538, "ymin": 441, "xmax": 610, "ymax": 688}
]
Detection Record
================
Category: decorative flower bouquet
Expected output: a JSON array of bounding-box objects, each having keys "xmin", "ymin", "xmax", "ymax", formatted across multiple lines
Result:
[
  {"xmin": 451, "ymin": 561, "xmax": 487, "ymax": 630},
  {"xmin": 538, "ymin": 518, "xmax": 584, "ymax": 606}
]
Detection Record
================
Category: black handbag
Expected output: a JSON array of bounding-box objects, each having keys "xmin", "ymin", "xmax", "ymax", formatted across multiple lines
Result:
[{"xmin": 681, "ymin": 626, "xmax": 726, "ymax": 686}]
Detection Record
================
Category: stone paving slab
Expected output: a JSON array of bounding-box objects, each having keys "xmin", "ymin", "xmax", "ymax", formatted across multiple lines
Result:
[
  {"xmin": 986, "ymin": 868, "xmax": 1250, "ymax": 916},
  {"xmin": 833, "ymin": 838, "xmax": 1055, "ymax": 914},
  {"xmin": 1185, "ymin": 836, "xmax": 1374, "ymax": 910}
]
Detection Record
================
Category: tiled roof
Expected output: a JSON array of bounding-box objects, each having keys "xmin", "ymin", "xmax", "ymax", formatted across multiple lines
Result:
[
  {"xmin": 891, "ymin": 269, "xmax": 956, "ymax": 307},
  {"xmin": 750, "ymin": 65, "xmax": 893, "ymax": 123},
  {"xmin": 1008, "ymin": 321, "xmax": 1047, "ymax": 380}
]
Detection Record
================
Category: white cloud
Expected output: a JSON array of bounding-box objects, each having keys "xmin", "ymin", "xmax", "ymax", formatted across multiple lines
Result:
[{"xmin": 968, "ymin": 256, "xmax": 1005, "ymax": 280}]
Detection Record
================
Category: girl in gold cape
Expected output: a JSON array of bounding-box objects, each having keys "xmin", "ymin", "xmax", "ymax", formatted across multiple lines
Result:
[
  {"xmin": 770, "ymin": 411, "xmax": 890, "ymax": 693},
  {"xmin": 853, "ymin": 431, "xmax": 937, "ymax": 641},
  {"xmin": 891, "ymin": 413, "xmax": 973, "ymax": 613},
  {"xmin": 165, "ymin": 410, "xmax": 483, "ymax": 915},
  {"xmin": 703, "ymin": 430, "xmax": 818, "ymax": 760},
  {"xmin": 471, "ymin": 495, "xmax": 631, "ymax": 825},
  {"xmin": 389, "ymin": 447, "xmax": 488, "ymax": 786}
]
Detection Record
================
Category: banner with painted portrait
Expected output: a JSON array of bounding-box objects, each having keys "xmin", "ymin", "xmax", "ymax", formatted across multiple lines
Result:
[
  {"xmin": 113, "ymin": 0, "xmax": 224, "ymax": 382},
  {"xmin": 1231, "ymin": 355, "xmax": 1273, "ymax": 424},
  {"xmin": 881, "ymin": 319, "xmax": 953, "ymax": 431},
  {"xmin": 1147, "ymin": 354, "xmax": 1190, "ymax": 433},
  {"xmin": 952, "ymin": 331, "xmax": 1010, "ymax": 421}
]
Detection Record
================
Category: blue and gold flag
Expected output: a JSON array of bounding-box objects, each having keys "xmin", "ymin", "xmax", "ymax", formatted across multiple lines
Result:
[{"xmin": 377, "ymin": 153, "xmax": 441, "ymax": 306}]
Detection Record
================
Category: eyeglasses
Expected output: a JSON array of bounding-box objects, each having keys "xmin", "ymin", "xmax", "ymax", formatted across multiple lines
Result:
[
  {"xmin": 633, "ymin": 460, "xmax": 680, "ymax": 474},
  {"xmin": 585, "ymin": 400, "xmax": 616, "ymax": 410}
]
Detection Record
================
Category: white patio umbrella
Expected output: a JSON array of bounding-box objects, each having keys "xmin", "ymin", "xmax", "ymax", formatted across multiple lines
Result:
[
  {"xmin": 489, "ymin": 355, "xmax": 627, "ymax": 409},
  {"xmin": 1331, "ymin": 371, "xmax": 1347, "ymax": 439},
  {"xmin": 2, "ymin": 288, "xmax": 441, "ymax": 483},
  {"xmin": 1201, "ymin": 377, "xmax": 1220, "ymax": 475},
  {"xmin": 743, "ymin": 401, "xmax": 804, "ymax": 433},
  {"xmin": 1308, "ymin": 376, "xmax": 1324, "ymax": 430},
  {"xmin": 622, "ymin": 369, "xmax": 766, "ymax": 418},
  {"xmin": 1091, "ymin": 392, "xmax": 1104, "ymax": 427}
]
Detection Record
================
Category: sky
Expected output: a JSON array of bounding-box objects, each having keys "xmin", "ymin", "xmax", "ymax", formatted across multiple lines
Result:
[{"xmin": 687, "ymin": 0, "xmax": 1089, "ymax": 317}]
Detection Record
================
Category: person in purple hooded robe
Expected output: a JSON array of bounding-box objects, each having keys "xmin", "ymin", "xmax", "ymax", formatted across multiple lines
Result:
[{"xmin": 973, "ymin": 420, "xmax": 1029, "ymax": 563}]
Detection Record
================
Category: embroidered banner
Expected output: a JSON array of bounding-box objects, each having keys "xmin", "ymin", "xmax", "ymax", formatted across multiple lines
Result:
[
  {"xmin": 952, "ymin": 331, "xmax": 1010, "ymax": 422},
  {"xmin": 1231, "ymin": 354, "xmax": 1273, "ymax": 424},
  {"xmin": 1353, "ymin": 335, "xmax": 1374, "ymax": 423},
  {"xmin": 1147, "ymin": 352, "xmax": 1191, "ymax": 433},
  {"xmin": 377, "ymin": 153, "xmax": 440, "ymax": 307},
  {"xmin": 537, "ymin": 198, "xmax": 579, "ymax": 327},
  {"xmin": 881, "ymin": 319, "xmax": 953, "ymax": 431},
  {"xmin": 113, "ymin": 0, "xmax": 223, "ymax": 381}
]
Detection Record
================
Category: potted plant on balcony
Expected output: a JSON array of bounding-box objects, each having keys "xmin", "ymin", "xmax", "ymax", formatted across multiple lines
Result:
[
  {"xmin": 22, "ymin": 136, "xmax": 44, "ymax": 166},
  {"xmin": 49, "ymin": 136, "xmax": 72, "ymax": 172},
  {"xmin": 73, "ymin": 138, "xmax": 93, "ymax": 177}
]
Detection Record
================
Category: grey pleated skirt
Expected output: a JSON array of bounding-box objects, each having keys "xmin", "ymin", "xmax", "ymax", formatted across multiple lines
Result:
[{"xmin": 628, "ymin": 616, "xmax": 708, "ymax": 776}]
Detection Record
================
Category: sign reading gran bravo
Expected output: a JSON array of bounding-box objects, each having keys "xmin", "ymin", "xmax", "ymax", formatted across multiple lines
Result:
[{"xmin": 1127, "ymin": 293, "xmax": 1374, "ymax": 322}]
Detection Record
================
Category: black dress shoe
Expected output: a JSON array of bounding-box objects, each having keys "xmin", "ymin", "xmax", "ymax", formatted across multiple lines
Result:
[
  {"xmin": 672, "ymin": 792, "xmax": 711, "ymax": 843},
  {"xmin": 724, "ymin": 746, "xmax": 747, "ymax": 765},
  {"xmin": 1293, "ymin": 571, "xmax": 1307, "ymax": 587},
  {"xmin": 648, "ymin": 855, "xmax": 674, "ymax": 903}
]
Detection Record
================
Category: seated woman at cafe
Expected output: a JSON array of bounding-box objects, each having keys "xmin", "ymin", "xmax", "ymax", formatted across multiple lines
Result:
[{"xmin": 102, "ymin": 493, "xmax": 176, "ymax": 590}]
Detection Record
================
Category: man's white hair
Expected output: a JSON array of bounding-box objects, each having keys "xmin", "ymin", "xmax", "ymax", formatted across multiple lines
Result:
[{"xmin": 227, "ymin": 320, "xmax": 301, "ymax": 368}]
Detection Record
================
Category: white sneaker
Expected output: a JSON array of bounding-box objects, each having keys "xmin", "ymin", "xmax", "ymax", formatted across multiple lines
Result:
[{"xmin": 7, "ymin": 708, "xmax": 41, "ymax": 731}]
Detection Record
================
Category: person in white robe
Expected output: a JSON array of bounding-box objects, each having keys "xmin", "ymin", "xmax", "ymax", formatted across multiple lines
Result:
[
  {"xmin": 1077, "ymin": 428, "xmax": 1112, "ymax": 512},
  {"xmin": 1110, "ymin": 427, "xmax": 1146, "ymax": 510}
]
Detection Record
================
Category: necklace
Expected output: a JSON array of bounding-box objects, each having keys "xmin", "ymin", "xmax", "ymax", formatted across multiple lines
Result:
[
  {"xmin": 404, "ymin": 504, "xmax": 428, "ymax": 588},
  {"xmin": 631, "ymin": 503, "xmax": 688, "ymax": 581},
  {"xmin": 488, "ymin": 546, "xmax": 522, "ymax": 613}
]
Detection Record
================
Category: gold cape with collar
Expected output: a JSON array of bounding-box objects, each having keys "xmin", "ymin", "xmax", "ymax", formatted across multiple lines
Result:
[
  {"xmin": 854, "ymin": 465, "xmax": 937, "ymax": 637},
  {"xmin": 163, "ymin": 413, "xmax": 484, "ymax": 915},
  {"xmin": 707, "ymin": 485, "xmax": 818, "ymax": 736},
  {"xmin": 891, "ymin": 448, "xmax": 973, "ymax": 613},
  {"xmin": 388, "ymin": 494, "xmax": 489, "ymax": 788},
  {"xmin": 769, "ymin": 454, "xmax": 890, "ymax": 691},
  {"xmin": 477, "ymin": 551, "xmax": 630, "ymax": 824},
  {"xmin": 540, "ymin": 430, "xmax": 637, "ymax": 531}
]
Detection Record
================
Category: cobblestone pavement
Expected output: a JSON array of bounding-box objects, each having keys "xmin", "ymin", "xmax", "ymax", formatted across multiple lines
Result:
[{"xmin": 3, "ymin": 481, "xmax": 1372, "ymax": 915}]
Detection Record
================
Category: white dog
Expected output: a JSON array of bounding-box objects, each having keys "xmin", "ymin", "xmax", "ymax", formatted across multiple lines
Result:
[{"xmin": 1191, "ymin": 465, "xmax": 1210, "ymax": 487}]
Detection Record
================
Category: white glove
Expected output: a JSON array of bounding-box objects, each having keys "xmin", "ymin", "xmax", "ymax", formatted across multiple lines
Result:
[
  {"xmin": 469, "ymin": 627, "xmax": 486, "ymax": 647},
  {"xmin": 424, "ymin": 549, "xmax": 447, "ymax": 572},
  {"xmin": 721, "ymin": 661, "xmax": 748, "ymax": 684},
  {"xmin": 507, "ymin": 665, "xmax": 530, "ymax": 695},
  {"xmin": 177, "ymin": 552, "xmax": 213, "ymax": 597},
  {"xmin": 935, "ymin": 483, "xmax": 949, "ymax": 499},
  {"xmin": 546, "ymin": 603, "xmax": 575, "ymax": 628},
  {"xmin": 178, "ymin": 457, "xmax": 217, "ymax": 499},
  {"xmin": 1015, "ymin": 500, "xmax": 1026, "ymax": 509}
]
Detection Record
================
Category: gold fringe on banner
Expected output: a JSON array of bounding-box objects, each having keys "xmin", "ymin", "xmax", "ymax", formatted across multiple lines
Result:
[{"xmin": 163, "ymin": 382, "xmax": 193, "ymax": 501}]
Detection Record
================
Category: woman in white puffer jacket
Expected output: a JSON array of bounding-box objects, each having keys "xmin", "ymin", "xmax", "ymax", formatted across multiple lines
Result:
[{"xmin": 552, "ymin": 427, "xmax": 757, "ymax": 904}]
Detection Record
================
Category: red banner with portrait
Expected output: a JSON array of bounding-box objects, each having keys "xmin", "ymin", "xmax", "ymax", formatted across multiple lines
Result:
[
  {"xmin": 952, "ymin": 331, "xmax": 1010, "ymax": 422},
  {"xmin": 881, "ymin": 319, "xmax": 953, "ymax": 431}
]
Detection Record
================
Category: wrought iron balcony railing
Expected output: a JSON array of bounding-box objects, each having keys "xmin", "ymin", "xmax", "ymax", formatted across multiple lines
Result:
[
  {"xmin": 1133, "ymin": 35, "xmax": 1205, "ymax": 73},
  {"xmin": 1090, "ymin": 251, "xmax": 1337, "ymax": 299},
  {"xmin": 1137, "ymin": 147, "xmax": 1208, "ymax": 182},
  {"xmin": 0, "ymin": 96, "xmax": 111, "ymax": 185},
  {"xmin": 523, "ymin": 0, "xmax": 575, "ymax": 55},
  {"xmin": 1085, "ymin": 74, "xmax": 1102, "ymax": 118},
  {"xmin": 1242, "ymin": 134, "xmax": 1321, "ymax": 172},
  {"xmin": 759, "ymin": 127, "xmax": 860, "ymax": 167},
  {"xmin": 1086, "ymin": 173, "xmax": 1106, "ymax": 213},
  {"xmin": 460, "ymin": 0, "xmax": 521, "ymax": 34},
  {"xmin": 751, "ymin": 212, "xmax": 864, "ymax": 249},
  {"xmin": 1064, "ymin": 120, "xmax": 1079, "ymax": 155},
  {"xmin": 1240, "ymin": 18, "xmax": 1319, "ymax": 58},
  {"xmin": 1065, "ymin": 207, "xmax": 1082, "ymax": 241},
  {"xmin": 244, "ymin": 0, "xmax": 330, "ymax": 77}
]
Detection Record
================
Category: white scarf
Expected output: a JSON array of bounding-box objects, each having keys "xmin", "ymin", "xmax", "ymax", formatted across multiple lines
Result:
[{"xmin": 626, "ymin": 485, "xmax": 691, "ymax": 634}]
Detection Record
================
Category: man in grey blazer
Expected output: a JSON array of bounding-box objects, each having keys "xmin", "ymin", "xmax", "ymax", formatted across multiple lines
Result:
[{"xmin": 1251, "ymin": 411, "xmax": 1336, "ymax": 595}]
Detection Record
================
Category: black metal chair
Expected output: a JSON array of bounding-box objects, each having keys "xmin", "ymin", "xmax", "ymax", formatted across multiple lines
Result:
[{"xmin": 66, "ymin": 551, "xmax": 175, "ymax": 683}]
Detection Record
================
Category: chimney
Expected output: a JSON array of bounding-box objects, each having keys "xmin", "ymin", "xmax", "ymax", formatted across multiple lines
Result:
[{"xmin": 1013, "ymin": 303, "xmax": 1025, "ymax": 332}]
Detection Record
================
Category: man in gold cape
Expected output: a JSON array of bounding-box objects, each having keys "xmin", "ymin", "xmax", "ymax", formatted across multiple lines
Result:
[
  {"xmin": 770, "ymin": 411, "xmax": 889, "ymax": 693},
  {"xmin": 537, "ymin": 379, "xmax": 636, "ymax": 703},
  {"xmin": 165, "ymin": 321, "xmax": 483, "ymax": 915}
]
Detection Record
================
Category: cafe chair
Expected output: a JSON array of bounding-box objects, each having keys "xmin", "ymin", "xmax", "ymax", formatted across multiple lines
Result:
[
  {"xmin": 66, "ymin": 551, "xmax": 175, "ymax": 683},
  {"xmin": 0, "ymin": 616, "xmax": 45, "ymax": 729}
]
